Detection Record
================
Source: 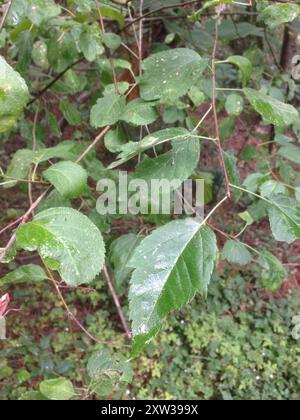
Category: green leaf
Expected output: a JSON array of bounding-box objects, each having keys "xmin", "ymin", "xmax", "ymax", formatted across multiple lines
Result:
[
  {"xmin": 244, "ymin": 88, "xmax": 299, "ymax": 127},
  {"xmin": 261, "ymin": 4, "xmax": 300, "ymax": 29},
  {"xmin": 101, "ymin": 33, "xmax": 122, "ymax": 51},
  {"xmin": 258, "ymin": 251, "xmax": 287, "ymax": 292},
  {"xmin": 87, "ymin": 348, "xmax": 132, "ymax": 384},
  {"xmin": 0, "ymin": 265, "xmax": 48, "ymax": 286},
  {"xmin": 129, "ymin": 219, "xmax": 218, "ymax": 354},
  {"xmin": 39, "ymin": 378, "xmax": 75, "ymax": 401},
  {"xmin": 9, "ymin": 0, "xmax": 61, "ymax": 26},
  {"xmin": 122, "ymin": 99, "xmax": 158, "ymax": 126},
  {"xmin": 140, "ymin": 48, "xmax": 209, "ymax": 101},
  {"xmin": 109, "ymin": 128, "xmax": 196, "ymax": 169},
  {"xmin": 227, "ymin": 56, "xmax": 253, "ymax": 87},
  {"xmin": 0, "ymin": 56, "xmax": 29, "ymax": 133},
  {"xmin": 90, "ymin": 93, "xmax": 126, "ymax": 128},
  {"xmin": 104, "ymin": 127, "xmax": 127, "ymax": 153},
  {"xmin": 5, "ymin": 142, "xmax": 80, "ymax": 188},
  {"xmin": 109, "ymin": 234, "xmax": 144, "ymax": 291},
  {"xmin": 278, "ymin": 144, "xmax": 300, "ymax": 166},
  {"xmin": 60, "ymin": 100, "xmax": 82, "ymax": 126},
  {"xmin": 135, "ymin": 128, "xmax": 200, "ymax": 190},
  {"xmin": 224, "ymin": 151, "xmax": 241, "ymax": 200},
  {"xmin": 267, "ymin": 195, "xmax": 300, "ymax": 244},
  {"xmin": 225, "ymin": 94, "xmax": 244, "ymax": 115},
  {"xmin": 43, "ymin": 161, "xmax": 88, "ymax": 199},
  {"xmin": 243, "ymin": 173, "xmax": 269, "ymax": 193},
  {"xmin": 222, "ymin": 240, "xmax": 252, "ymax": 266},
  {"xmin": 79, "ymin": 26, "xmax": 104, "ymax": 62},
  {"xmin": 259, "ymin": 180, "xmax": 287, "ymax": 198},
  {"xmin": 16, "ymin": 208, "xmax": 106, "ymax": 286}
]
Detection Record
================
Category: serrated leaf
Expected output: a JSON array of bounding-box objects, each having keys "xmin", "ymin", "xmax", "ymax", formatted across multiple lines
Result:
[
  {"xmin": 258, "ymin": 251, "xmax": 287, "ymax": 292},
  {"xmin": 90, "ymin": 93, "xmax": 126, "ymax": 128},
  {"xmin": 16, "ymin": 208, "xmax": 106, "ymax": 286},
  {"xmin": 259, "ymin": 180, "xmax": 287, "ymax": 198},
  {"xmin": 244, "ymin": 88, "xmax": 299, "ymax": 127},
  {"xmin": 122, "ymin": 99, "xmax": 158, "ymax": 126},
  {"xmin": 129, "ymin": 219, "xmax": 218, "ymax": 354},
  {"xmin": 0, "ymin": 56, "xmax": 29, "ymax": 133},
  {"xmin": 267, "ymin": 195, "xmax": 300, "ymax": 244},
  {"xmin": 0, "ymin": 265, "xmax": 47, "ymax": 286},
  {"xmin": 222, "ymin": 240, "xmax": 252, "ymax": 266},
  {"xmin": 43, "ymin": 161, "xmax": 88, "ymax": 199},
  {"xmin": 109, "ymin": 128, "xmax": 196, "ymax": 169},
  {"xmin": 140, "ymin": 48, "xmax": 209, "ymax": 101},
  {"xmin": 278, "ymin": 144, "xmax": 300, "ymax": 166},
  {"xmin": 261, "ymin": 4, "xmax": 300, "ymax": 29},
  {"xmin": 39, "ymin": 378, "xmax": 75, "ymax": 401}
]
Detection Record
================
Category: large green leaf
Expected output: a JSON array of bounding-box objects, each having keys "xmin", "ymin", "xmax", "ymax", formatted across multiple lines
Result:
[
  {"xmin": 227, "ymin": 56, "xmax": 253, "ymax": 87},
  {"xmin": 0, "ymin": 56, "xmax": 29, "ymax": 133},
  {"xmin": 261, "ymin": 4, "xmax": 300, "ymax": 29},
  {"xmin": 109, "ymin": 128, "xmax": 197, "ymax": 169},
  {"xmin": 267, "ymin": 195, "xmax": 300, "ymax": 244},
  {"xmin": 16, "ymin": 208, "xmax": 106, "ymax": 286},
  {"xmin": 128, "ymin": 219, "xmax": 218, "ymax": 354},
  {"xmin": 244, "ymin": 88, "xmax": 299, "ymax": 127},
  {"xmin": 258, "ymin": 251, "xmax": 286, "ymax": 292},
  {"xmin": 39, "ymin": 378, "xmax": 75, "ymax": 401},
  {"xmin": 90, "ymin": 93, "xmax": 126, "ymax": 128},
  {"xmin": 43, "ymin": 161, "xmax": 88, "ymax": 199},
  {"xmin": 140, "ymin": 48, "xmax": 209, "ymax": 101}
]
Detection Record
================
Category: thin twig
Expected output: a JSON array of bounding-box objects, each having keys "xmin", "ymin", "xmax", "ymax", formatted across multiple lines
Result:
[
  {"xmin": 103, "ymin": 265, "xmax": 132, "ymax": 340},
  {"xmin": 76, "ymin": 126, "xmax": 111, "ymax": 163},
  {"xmin": 212, "ymin": 10, "xmax": 231, "ymax": 198},
  {"xmin": 0, "ymin": 0, "xmax": 13, "ymax": 33},
  {"xmin": 138, "ymin": 0, "xmax": 144, "ymax": 77}
]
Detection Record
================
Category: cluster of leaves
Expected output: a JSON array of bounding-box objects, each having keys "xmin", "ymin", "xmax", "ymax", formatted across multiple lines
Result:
[{"xmin": 0, "ymin": 0, "xmax": 300, "ymax": 399}]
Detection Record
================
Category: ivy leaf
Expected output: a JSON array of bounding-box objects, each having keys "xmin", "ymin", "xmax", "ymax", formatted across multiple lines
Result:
[
  {"xmin": 244, "ymin": 88, "xmax": 299, "ymax": 127},
  {"xmin": 0, "ymin": 265, "xmax": 48, "ymax": 286},
  {"xmin": 90, "ymin": 93, "xmax": 126, "ymax": 128},
  {"xmin": 128, "ymin": 219, "xmax": 218, "ymax": 354},
  {"xmin": 222, "ymin": 240, "xmax": 252, "ymax": 266},
  {"xmin": 16, "ymin": 208, "xmax": 106, "ymax": 286},
  {"xmin": 43, "ymin": 161, "xmax": 88, "ymax": 199},
  {"xmin": 140, "ymin": 48, "xmax": 209, "ymax": 101},
  {"xmin": 122, "ymin": 99, "xmax": 158, "ymax": 126},
  {"xmin": 261, "ymin": 4, "xmax": 300, "ymax": 29},
  {"xmin": 0, "ymin": 56, "xmax": 29, "ymax": 133},
  {"xmin": 109, "ymin": 128, "xmax": 196, "ymax": 169},
  {"xmin": 258, "ymin": 251, "xmax": 287, "ymax": 292},
  {"xmin": 267, "ymin": 195, "xmax": 300, "ymax": 244},
  {"xmin": 227, "ymin": 56, "xmax": 253, "ymax": 87},
  {"xmin": 39, "ymin": 378, "xmax": 75, "ymax": 401}
]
